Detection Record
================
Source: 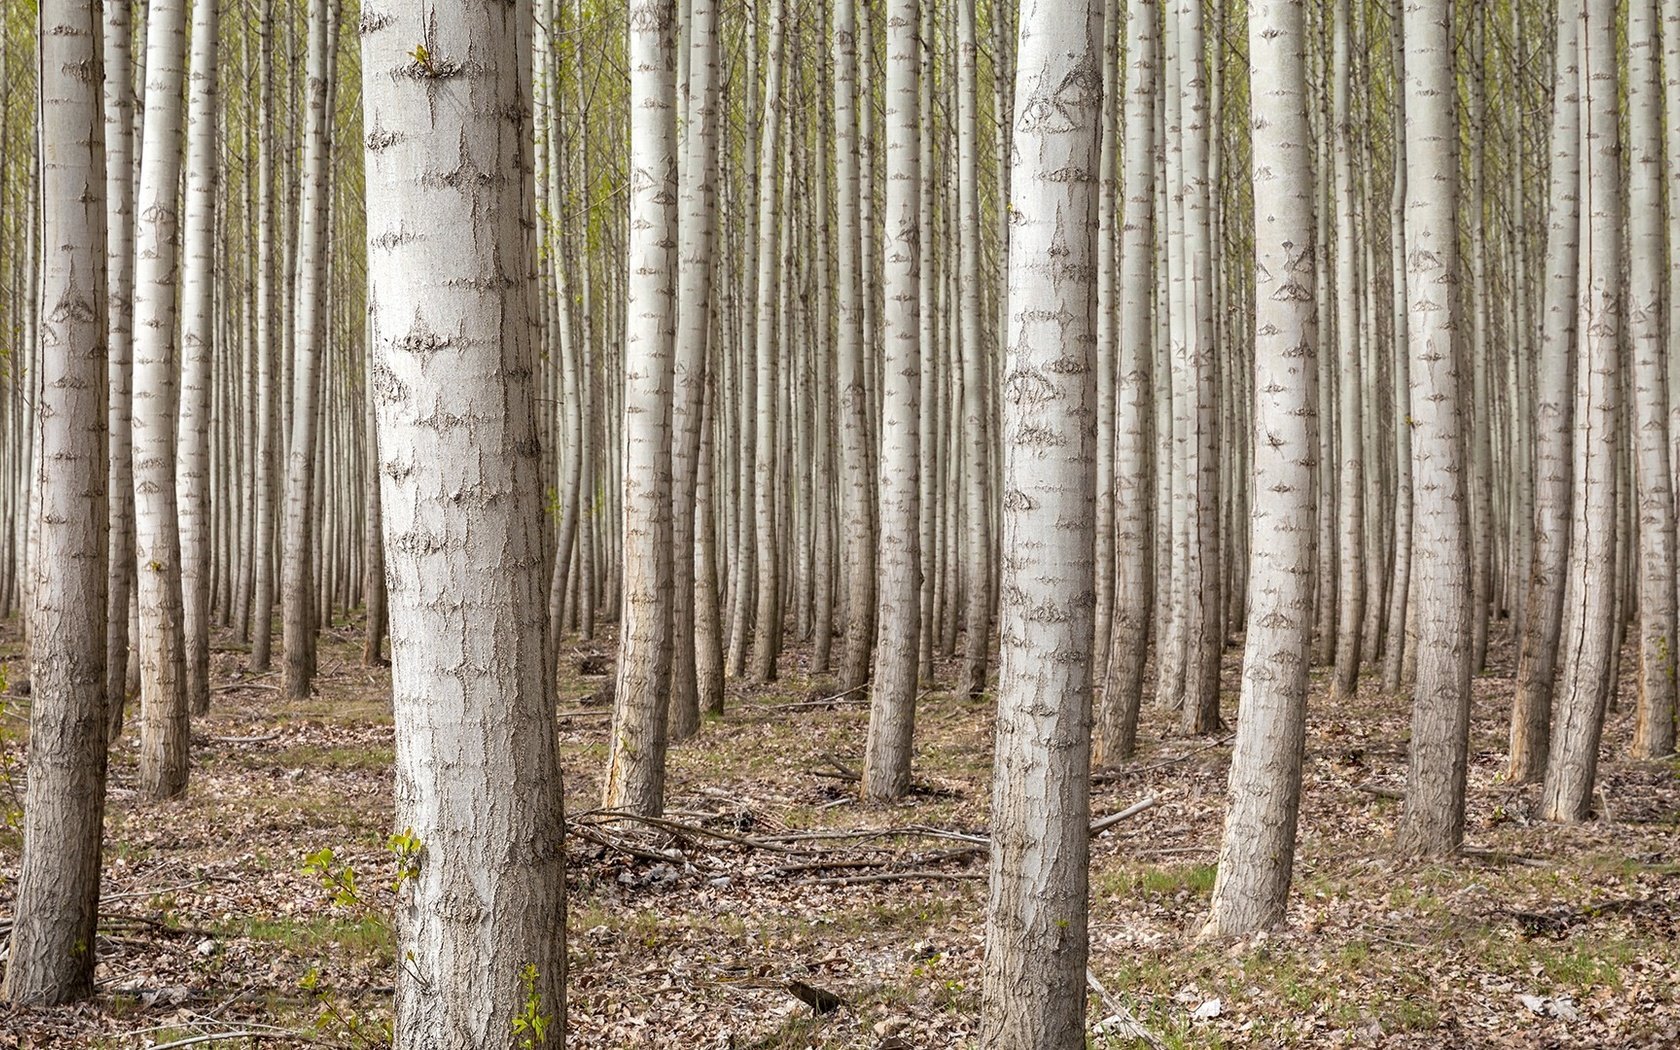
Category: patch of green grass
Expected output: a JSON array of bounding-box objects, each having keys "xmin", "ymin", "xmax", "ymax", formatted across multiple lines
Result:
[{"xmin": 221, "ymin": 913, "xmax": 393, "ymax": 958}]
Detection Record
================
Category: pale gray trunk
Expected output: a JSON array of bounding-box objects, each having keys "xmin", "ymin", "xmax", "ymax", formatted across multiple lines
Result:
[
  {"xmin": 1096, "ymin": 0, "xmax": 1157, "ymax": 764},
  {"xmin": 1540, "ymin": 0, "xmax": 1623, "ymax": 821},
  {"xmin": 749, "ymin": 0, "xmax": 789, "ymax": 683},
  {"xmin": 103, "ymin": 0, "xmax": 136, "ymax": 737},
  {"xmin": 176, "ymin": 0, "xmax": 217, "ymax": 717},
  {"xmin": 280, "ymin": 0, "xmax": 336, "ymax": 702},
  {"xmin": 1329, "ymin": 0, "xmax": 1363, "ymax": 700},
  {"xmin": 131, "ymin": 0, "xmax": 191, "ymax": 801},
  {"xmin": 1395, "ymin": 0, "xmax": 1472, "ymax": 857},
  {"xmin": 834, "ymin": 0, "xmax": 878, "ymax": 694},
  {"xmin": 978, "ymin": 0, "xmax": 1101, "ymax": 1041},
  {"xmin": 958, "ymin": 0, "xmax": 992, "ymax": 699},
  {"xmin": 1510, "ymin": 0, "xmax": 1581, "ymax": 782},
  {"xmin": 360, "ymin": 5, "xmax": 568, "ymax": 1043},
  {"xmin": 1203, "ymin": 0, "xmax": 1317, "ymax": 938},
  {"xmin": 3, "ymin": 0, "xmax": 109, "ymax": 1005},
  {"xmin": 863, "ymin": 0, "xmax": 923, "ymax": 802},
  {"xmin": 668, "ymin": 0, "xmax": 722, "ymax": 740},
  {"xmin": 1627, "ymin": 0, "xmax": 1676, "ymax": 759},
  {"xmin": 604, "ymin": 0, "xmax": 680, "ymax": 816}
]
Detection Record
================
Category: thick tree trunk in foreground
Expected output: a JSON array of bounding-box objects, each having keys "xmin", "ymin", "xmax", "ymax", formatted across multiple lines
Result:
[
  {"xmin": 979, "ymin": 0, "xmax": 1101, "ymax": 1041},
  {"xmin": 131, "ymin": 0, "xmax": 192, "ymax": 801},
  {"xmin": 1202, "ymin": 0, "xmax": 1318, "ymax": 938},
  {"xmin": 360, "ymin": 5, "xmax": 568, "ymax": 1044},
  {"xmin": 1395, "ymin": 0, "xmax": 1472, "ymax": 857},
  {"xmin": 3, "ymin": 0, "xmax": 110, "ymax": 1005},
  {"xmin": 604, "ymin": 0, "xmax": 680, "ymax": 816}
]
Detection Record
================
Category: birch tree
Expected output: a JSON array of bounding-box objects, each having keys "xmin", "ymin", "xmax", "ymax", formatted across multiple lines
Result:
[
  {"xmin": 3, "ymin": 0, "xmax": 109, "ymax": 1004},
  {"xmin": 359, "ymin": 3, "xmax": 568, "ymax": 1043},
  {"xmin": 102, "ymin": 0, "xmax": 136, "ymax": 736},
  {"xmin": 979, "ymin": 0, "xmax": 1101, "ymax": 1039},
  {"xmin": 1203, "ymin": 0, "xmax": 1318, "ymax": 937}
]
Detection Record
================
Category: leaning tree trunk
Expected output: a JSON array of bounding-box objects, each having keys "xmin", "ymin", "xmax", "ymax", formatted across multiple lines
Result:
[
  {"xmin": 1510, "ymin": 0, "xmax": 1581, "ymax": 782},
  {"xmin": 3, "ymin": 0, "xmax": 110, "ymax": 1005},
  {"xmin": 1394, "ymin": 0, "xmax": 1472, "ymax": 857},
  {"xmin": 863, "ymin": 0, "xmax": 924, "ymax": 803},
  {"xmin": 131, "ymin": 0, "xmax": 192, "ymax": 801},
  {"xmin": 978, "ymin": 0, "xmax": 1102, "ymax": 1042},
  {"xmin": 1201, "ymin": 0, "xmax": 1318, "ymax": 938},
  {"xmin": 604, "ymin": 0, "xmax": 680, "ymax": 817},
  {"xmin": 176, "ymin": 0, "xmax": 217, "ymax": 717},
  {"xmin": 1540, "ymin": 0, "xmax": 1623, "ymax": 821},
  {"xmin": 1627, "ymin": 0, "xmax": 1677, "ymax": 760},
  {"xmin": 360, "ymin": 4, "xmax": 569, "ymax": 1044}
]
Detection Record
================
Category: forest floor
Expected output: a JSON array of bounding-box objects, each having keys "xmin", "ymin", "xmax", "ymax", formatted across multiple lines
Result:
[{"xmin": 0, "ymin": 621, "xmax": 1678, "ymax": 1049}]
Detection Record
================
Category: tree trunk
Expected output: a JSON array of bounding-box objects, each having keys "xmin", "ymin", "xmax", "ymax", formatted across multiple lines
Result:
[
  {"xmin": 176, "ymin": 0, "xmax": 217, "ymax": 718},
  {"xmin": 668, "ymin": 0, "xmax": 722, "ymax": 740},
  {"xmin": 360, "ymin": 5, "xmax": 569, "ymax": 1043},
  {"xmin": 103, "ymin": 0, "xmax": 137, "ymax": 739},
  {"xmin": 979, "ymin": 0, "xmax": 1101, "ymax": 1041},
  {"xmin": 1202, "ymin": 0, "xmax": 1318, "ymax": 937},
  {"xmin": 1627, "ymin": 0, "xmax": 1677, "ymax": 760},
  {"xmin": 131, "ymin": 0, "xmax": 191, "ymax": 801},
  {"xmin": 1329, "ymin": 0, "xmax": 1363, "ymax": 701},
  {"xmin": 1097, "ymin": 0, "xmax": 1157, "ymax": 764},
  {"xmin": 280, "ymin": 0, "xmax": 336, "ymax": 702},
  {"xmin": 3, "ymin": 0, "xmax": 110, "ymax": 1005},
  {"xmin": 1540, "ymin": 0, "xmax": 1623, "ymax": 822},
  {"xmin": 835, "ymin": 0, "xmax": 878, "ymax": 695},
  {"xmin": 604, "ymin": 0, "xmax": 680, "ymax": 816},
  {"xmin": 1395, "ymin": 0, "xmax": 1472, "ymax": 857},
  {"xmin": 1510, "ymin": 0, "xmax": 1581, "ymax": 782},
  {"xmin": 863, "ymin": 0, "xmax": 923, "ymax": 802},
  {"xmin": 958, "ymin": 0, "xmax": 993, "ymax": 700}
]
